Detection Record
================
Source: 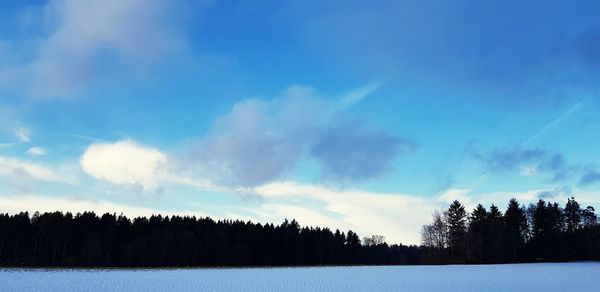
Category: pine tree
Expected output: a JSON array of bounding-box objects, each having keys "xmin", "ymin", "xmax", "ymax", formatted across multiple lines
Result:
[
  {"xmin": 468, "ymin": 204, "xmax": 487, "ymax": 262},
  {"xmin": 487, "ymin": 204, "xmax": 504, "ymax": 262},
  {"xmin": 532, "ymin": 199, "xmax": 548, "ymax": 239},
  {"xmin": 503, "ymin": 198, "xmax": 527, "ymax": 261},
  {"xmin": 564, "ymin": 197, "xmax": 582, "ymax": 232},
  {"xmin": 446, "ymin": 200, "xmax": 467, "ymax": 260},
  {"xmin": 582, "ymin": 206, "xmax": 598, "ymax": 228}
]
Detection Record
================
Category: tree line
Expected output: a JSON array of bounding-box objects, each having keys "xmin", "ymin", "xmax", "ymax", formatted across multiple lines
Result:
[
  {"xmin": 0, "ymin": 212, "xmax": 420, "ymax": 267},
  {"xmin": 1, "ymin": 196, "xmax": 598, "ymax": 267},
  {"xmin": 421, "ymin": 197, "xmax": 600, "ymax": 264}
]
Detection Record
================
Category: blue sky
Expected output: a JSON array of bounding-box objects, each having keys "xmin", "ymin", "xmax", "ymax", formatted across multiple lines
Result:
[{"xmin": 1, "ymin": 0, "xmax": 600, "ymax": 244}]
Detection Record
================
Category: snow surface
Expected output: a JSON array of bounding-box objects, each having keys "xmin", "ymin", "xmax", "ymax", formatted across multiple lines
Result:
[{"xmin": 1, "ymin": 263, "xmax": 599, "ymax": 291}]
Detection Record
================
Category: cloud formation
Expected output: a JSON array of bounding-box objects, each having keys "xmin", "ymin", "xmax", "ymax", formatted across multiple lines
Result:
[
  {"xmin": 0, "ymin": 107, "xmax": 30, "ymax": 147},
  {"xmin": 580, "ymin": 169, "xmax": 600, "ymax": 186},
  {"xmin": 311, "ymin": 122, "xmax": 415, "ymax": 181},
  {"xmin": 80, "ymin": 140, "xmax": 168, "ymax": 192},
  {"xmin": 180, "ymin": 85, "xmax": 414, "ymax": 187},
  {"xmin": 469, "ymin": 146, "xmax": 572, "ymax": 182},
  {"xmin": 27, "ymin": 147, "xmax": 47, "ymax": 156},
  {"xmin": 0, "ymin": 155, "xmax": 77, "ymax": 185},
  {"xmin": 79, "ymin": 140, "xmax": 219, "ymax": 194},
  {"xmin": 536, "ymin": 186, "xmax": 573, "ymax": 200},
  {"xmin": 0, "ymin": 0, "xmax": 189, "ymax": 98},
  {"xmin": 253, "ymin": 181, "xmax": 441, "ymax": 244},
  {"xmin": 0, "ymin": 195, "xmax": 207, "ymax": 219}
]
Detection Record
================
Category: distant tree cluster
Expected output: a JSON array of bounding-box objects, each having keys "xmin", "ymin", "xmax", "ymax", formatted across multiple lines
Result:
[
  {"xmin": 421, "ymin": 197, "xmax": 600, "ymax": 264},
  {"xmin": 1, "ymin": 196, "xmax": 598, "ymax": 267},
  {"xmin": 0, "ymin": 212, "xmax": 420, "ymax": 267}
]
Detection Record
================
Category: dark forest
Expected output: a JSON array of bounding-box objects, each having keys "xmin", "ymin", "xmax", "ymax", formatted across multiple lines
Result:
[{"xmin": 0, "ymin": 197, "xmax": 599, "ymax": 267}]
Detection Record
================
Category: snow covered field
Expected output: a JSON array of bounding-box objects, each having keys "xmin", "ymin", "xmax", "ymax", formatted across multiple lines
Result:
[{"xmin": 1, "ymin": 263, "xmax": 599, "ymax": 291}]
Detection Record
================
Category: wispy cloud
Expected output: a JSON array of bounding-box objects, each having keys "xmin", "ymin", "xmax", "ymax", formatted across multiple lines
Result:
[
  {"xmin": 580, "ymin": 169, "xmax": 600, "ymax": 187},
  {"xmin": 177, "ymin": 84, "xmax": 414, "ymax": 187},
  {"xmin": 0, "ymin": 108, "xmax": 31, "ymax": 148},
  {"xmin": 335, "ymin": 82, "xmax": 381, "ymax": 110},
  {"xmin": 468, "ymin": 145, "xmax": 573, "ymax": 182},
  {"xmin": 15, "ymin": 127, "xmax": 30, "ymax": 143},
  {"xmin": 0, "ymin": 155, "xmax": 78, "ymax": 185},
  {"xmin": 523, "ymin": 100, "xmax": 585, "ymax": 145},
  {"xmin": 311, "ymin": 121, "xmax": 416, "ymax": 181},
  {"xmin": 26, "ymin": 147, "xmax": 47, "ymax": 156},
  {"xmin": 0, "ymin": 0, "xmax": 190, "ymax": 98},
  {"xmin": 0, "ymin": 195, "xmax": 208, "ymax": 219}
]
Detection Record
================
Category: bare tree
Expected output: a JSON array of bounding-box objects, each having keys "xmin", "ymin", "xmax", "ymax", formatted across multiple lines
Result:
[
  {"xmin": 421, "ymin": 210, "xmax": 448, "ymax": 259},
  {"xmin": 363, "ymin": 235, "xmax": 386, "ymax": 246}
]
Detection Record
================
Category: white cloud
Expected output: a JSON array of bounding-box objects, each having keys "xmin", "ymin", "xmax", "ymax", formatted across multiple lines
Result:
[
  {"xmin": 0, "ymin": 0, "xmax": 188, "ymax": 98},
  {"xmin": 249, "ymin": 182, "xmax": 600, "ymax": 245},
  {"xmin": 0, "ymin": 195, "xmax": 206, "ymax": 219},
  {"xmin": 0, "ymin": 155, "xmax": 77, "ymax": 184},
  {"xmin": 27, "ymin": 146, "xmax": 47, "ymax": 156},
  {"xmin": 435, "ymin": 188, "xmax": 474, "ymax": 209},
  {"xmin": 252, "ymin": 181, "xmax": 443, "ymax": 244},
  {"xmin": 80, "ymin": 139, "xmax": 220, "ymax": 193},
  {"xmin": 80, "ymin": 140, "xmax": 168, "ymax": 192}
]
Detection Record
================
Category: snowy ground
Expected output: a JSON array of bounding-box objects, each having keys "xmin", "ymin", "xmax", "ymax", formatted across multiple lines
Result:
[{"xmin": 1, "ymin": 263, "xmax": 599, "ymax": 291}]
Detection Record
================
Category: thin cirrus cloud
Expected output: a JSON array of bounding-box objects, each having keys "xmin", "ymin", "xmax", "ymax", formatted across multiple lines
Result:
[
  {"xmin": 0, "ymin": 108, "xmax": 31, "ymax": 147},
  {"xmin": 0, "ymin": 155, "xmax": 77, "ymax": 185},
  {"xmin": 27, "ymin": 147, "xmax": 47, "ymax": 156},
  {"xmin": 177, "ymin": 84, "xmax": 416, "ymax": 188},
  {"xmin": 0, "ymin": 0, "xmax": 189, "ymax": 98}
]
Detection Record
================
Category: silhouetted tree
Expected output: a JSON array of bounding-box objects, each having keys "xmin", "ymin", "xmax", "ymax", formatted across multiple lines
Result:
[
  {"xmin": 363, "ymin": 235, "xmax": 385, "ymax": 246},
  {"xmin": 582, "ymin": 206, "xmax": 598, "ymax": 228},
  {"xmin": 446, "ymin": 200, "xmax": 467, "ymax": 261},
  {"xmin": 0, "ymin": 211, "xmax": 421, "ymax": 267},
  {"xmin": 468, "ymin": 204, "xmax": 487, "ymax": 262},
  {"xmin": 486, "ymin": 205, "xmax": 504, "ymax": 262},
  {"xmin": 421, "ymin": 210, "xmax": 447, "ymax": 262},
  {"xmin": 422, "ymin": 197, "xmax": 600, "ymax": 264},
  {"xmin": 2, "ymin": 195, "xmax": 600, "ymax": 267},
  {"xmin": 503, "ymin": 199, "xmax": 527, "ymax": 261},
  {"xmin": 564, "ymin": 197, "xmax": 582, "ymax": 232}
]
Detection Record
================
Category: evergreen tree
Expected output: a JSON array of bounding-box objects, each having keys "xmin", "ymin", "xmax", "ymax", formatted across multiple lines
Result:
[
  {"xmin": 532, "ymin": 199, "xmax": 548, "ymax": 239},
  {"xmin": 582, "ymin": 206, "xmax": 598, "ymax": 228},
  {"xmin": 446, "ymin": 200, "xmax": 467, "ymax": 260},
  {"xmin": 564, "ymin": 197, "xmax": 582, "ymax": 232},
  {"xmin": 2, "ymin": 195, "xmax": 600, "ymax": 267},
  {"xmin": 503, "ymin": 199, "xmax": 527, "ymax": 261},
  {"xmin": 468, "ymin": 204, "xmax": 487, "ymax": 262},
  {"xmin": 486, "ymin": 204, "xmax": 504, "ymax": 262}
]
